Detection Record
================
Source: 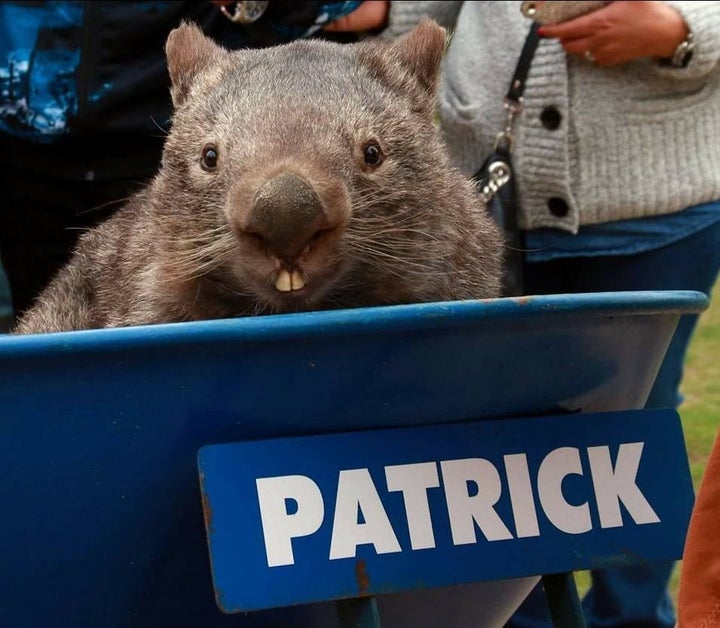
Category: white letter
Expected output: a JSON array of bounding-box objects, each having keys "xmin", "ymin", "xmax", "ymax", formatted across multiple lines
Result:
[
  {"xmin": 504, "ymin": 453, "xmax": 540, "ymax": 538},
  {"xmin": 329, "ymin": 468, "xmax": 401, "ymax": 560},
  {"xmin": 385, "ymin": 462, "xmax": 440, "ymax": 550},
  {"xmin": 256, "ymin": 475, "xmax": 324, "ymax": 567},
  {"xmin": 538, "ymin": 447, "xmax": 592, "ymax": 534},
  {"xmin": 588, "ymin": 443, "xmax": 660, "ymax": 528},
  {"xmin": 441, "ymin": 458, "xmax": 513, "ymax": 544}
]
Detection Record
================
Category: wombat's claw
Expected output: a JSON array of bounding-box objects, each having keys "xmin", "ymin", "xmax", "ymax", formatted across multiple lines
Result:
[{"xmin": 275, "ymin": 268, "xmax": 306, "ymax": 293}]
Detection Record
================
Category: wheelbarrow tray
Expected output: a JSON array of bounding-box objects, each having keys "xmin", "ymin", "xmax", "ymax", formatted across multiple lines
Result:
[{"xmin": 0, "ymin": 290, "xmax": 707, "ymax": 627}]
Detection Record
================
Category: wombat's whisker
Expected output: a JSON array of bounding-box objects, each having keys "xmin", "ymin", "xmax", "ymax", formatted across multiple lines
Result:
[
  {"xmin": 346, "ymin": 238, "xmax": 441, "ymax": 260},
  {"xmin": 76, "ymin": 196, "xmax": 135, "ymax": 217},
  {"xmin": 158, "ymin": 224, "xmax": 233, "ymax": 243},
  {"xmin": 164, "ymin": 253, "xmax": 231, "ymax": 276},
  {"xmin": 347, "ymin": 251, "xmax": 433, "ymax": 276},
  {"xmin": 354, "ymin": 235, "xmax": 432, "ymax": 249},
  {"xmin": 169, "ymin": 241, "xmax": 235, "ymax": 264},
  {"xmin": 149, "ymin": 115, "xmax": 170, "ymax": 136},
  {"xmin": 161, "ymin": 243, "xmax": 237, "ymax": 282},
  {"xmin": 165, "ymin": 229, "xmax": 236, "ymax": 250}
]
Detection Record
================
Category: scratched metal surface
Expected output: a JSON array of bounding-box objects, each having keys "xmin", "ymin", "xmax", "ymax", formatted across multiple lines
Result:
[{"xmin": 0, "ymin": 290, "xmax": 708, "ymax": 628}]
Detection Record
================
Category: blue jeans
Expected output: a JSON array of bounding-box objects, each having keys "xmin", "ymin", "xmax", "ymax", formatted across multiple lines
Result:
[{"xmin": 506, "ymin": 220, "xmax": 720, "ymax": 628}]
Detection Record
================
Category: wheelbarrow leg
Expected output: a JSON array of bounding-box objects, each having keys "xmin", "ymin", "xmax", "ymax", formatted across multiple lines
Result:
[
  {"xmin": 542, "ymin": 572, "xmax": 587, "ymax": 628},
  {"xmin": 337, "ymin": 596, "xmax": 382, "ymax": 628}
]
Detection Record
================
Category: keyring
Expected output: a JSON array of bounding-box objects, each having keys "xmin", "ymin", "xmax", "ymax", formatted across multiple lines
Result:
[{"xmin": 220, "ymin": 1, "xmax": 269, "ymax": 24}]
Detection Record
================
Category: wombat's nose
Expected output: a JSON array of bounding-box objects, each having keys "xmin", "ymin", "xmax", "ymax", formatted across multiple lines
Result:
[{"xmin": 245, "ymin": 172, "xmax": 329, "ymax": 264}]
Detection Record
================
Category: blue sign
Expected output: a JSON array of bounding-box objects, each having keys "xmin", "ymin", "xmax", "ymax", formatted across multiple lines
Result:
[{"xmin": 198, "ymin": 409, "xmax": 693, "ymax": 613}]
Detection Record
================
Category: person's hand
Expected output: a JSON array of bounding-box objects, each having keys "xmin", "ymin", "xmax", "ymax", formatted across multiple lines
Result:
[
  {"xmin": 539, "ymin": 1, "xmax": 688, "ymax": 66},
  {"xmin": 323, "ymin": 1, "xmax": 390, "ymax": 32}
]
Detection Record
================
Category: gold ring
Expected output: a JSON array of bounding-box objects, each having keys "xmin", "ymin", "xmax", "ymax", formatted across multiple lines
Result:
[{"xmin": 584, "ymin": 50, "xmax": 596, "ymax": 63}]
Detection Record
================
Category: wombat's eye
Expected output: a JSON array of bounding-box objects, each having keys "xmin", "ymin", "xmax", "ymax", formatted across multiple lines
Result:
[
  {"xmin": 201, "ymin": 144, "xmax": 219, "ymax": 171},
  {"xmin": 363, "ymin": 142, "xmax": 383, "ymax": 167}
]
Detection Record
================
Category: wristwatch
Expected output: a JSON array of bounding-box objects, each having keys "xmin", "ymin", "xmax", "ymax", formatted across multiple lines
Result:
[{"xmin": 669, "ymin": 29, "xmax": 695, "ymax": 68}]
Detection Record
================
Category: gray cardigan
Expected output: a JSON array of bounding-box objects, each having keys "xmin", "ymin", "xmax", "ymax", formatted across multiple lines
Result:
[{"xmin": 386, "ymin": 1, "xmax": 720, "ymax": 233}]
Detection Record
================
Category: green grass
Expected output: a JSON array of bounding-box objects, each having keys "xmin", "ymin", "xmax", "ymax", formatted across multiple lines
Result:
[{"xmin": 574, "ymin": 281, "xmax": 720, "ymax": 605}]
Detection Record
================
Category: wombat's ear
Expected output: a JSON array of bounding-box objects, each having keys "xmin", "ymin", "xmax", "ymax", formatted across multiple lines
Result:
[
  {"xmin": 166, "ymin": 21, "xmax": 225, "ymax": 106},
  {"xmin": 390, "ymin": 19, "xmax": 447, "ymax": 97}
]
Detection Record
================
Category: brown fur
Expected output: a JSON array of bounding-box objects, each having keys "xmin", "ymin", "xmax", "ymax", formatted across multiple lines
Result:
[{"xmin": 15, "ymin": 20, "xmax": 502, "ymax": 335}]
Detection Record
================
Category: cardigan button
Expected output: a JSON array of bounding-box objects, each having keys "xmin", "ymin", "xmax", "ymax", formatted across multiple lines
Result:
[
  {"xmin": 548, "ymin": 197, "xmax": 569, "ymax": 217},
  {"xmin": 540, "ymin": 106, "xmax": 562, "ymax": 130}
]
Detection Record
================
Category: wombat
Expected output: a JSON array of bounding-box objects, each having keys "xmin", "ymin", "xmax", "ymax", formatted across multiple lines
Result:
[{"xmin": 15, "ymin": 19, "xmax": 502, "ymax": 335}]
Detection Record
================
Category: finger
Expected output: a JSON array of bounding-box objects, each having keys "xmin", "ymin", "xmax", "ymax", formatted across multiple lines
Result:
[
  {"xmin": 560, "ymin": 37, "xmax": 633, "ymax": 67},
  {"xmin": 539, "ymin": 10, "xmax": 603, "ymax": 40},
  {"xmin": 323, "ymin": 0, "xmax": 389, "ymax": 32},
  {"xmin": 556, "ymin": 36, "xmax": 607, "ymax": 66},
  {"xmin": 559, "ymin": 36, "xmax": 597, "ymax": 57},
  {"xmin": 592, "ymin": 44, "xmax": 632, "ymax": 67},
  {"xmin": 323, "ymin": 14, "xmax": 353, "ymax": 32}
]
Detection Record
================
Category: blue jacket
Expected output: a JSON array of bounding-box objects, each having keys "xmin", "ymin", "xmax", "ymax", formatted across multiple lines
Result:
[{"xmin": 0, "ymin": 1, "xmax": 360, "ymax": 179}]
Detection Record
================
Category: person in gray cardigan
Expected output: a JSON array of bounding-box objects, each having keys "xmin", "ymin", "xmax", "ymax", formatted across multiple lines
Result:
[
  {"xmin": 326, "ymin": 2, "xmax": 720, "ymax": 627},
  {"xmin": 331, "ymin": 0, "xmax": 720, "ymax": 231}
]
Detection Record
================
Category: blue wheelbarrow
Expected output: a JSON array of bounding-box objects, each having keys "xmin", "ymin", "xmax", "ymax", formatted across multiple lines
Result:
[{"xmin": 0, "ymin": 290, "xmax": 706, "ymax": 627}]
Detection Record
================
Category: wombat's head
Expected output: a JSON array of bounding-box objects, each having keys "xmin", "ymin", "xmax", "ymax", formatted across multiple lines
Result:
[{"xmin": 155, "ymin": 20, "xmax": 501, "ymax": 314}]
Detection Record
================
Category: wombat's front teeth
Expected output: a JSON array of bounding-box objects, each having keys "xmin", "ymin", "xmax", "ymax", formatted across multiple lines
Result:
[{"xmin": 274, "ymin": 269, "xmax": 306, "ymax": 292}]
